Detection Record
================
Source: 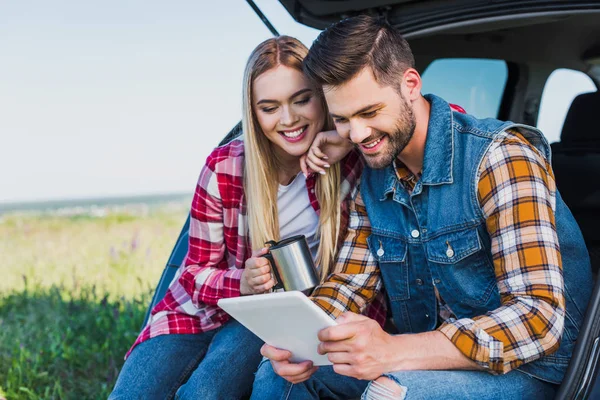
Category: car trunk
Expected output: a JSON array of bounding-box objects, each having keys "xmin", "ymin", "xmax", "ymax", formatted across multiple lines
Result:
[{"xmin": 278, "ymin": 0, "xmax": 600, "ymax": 34}]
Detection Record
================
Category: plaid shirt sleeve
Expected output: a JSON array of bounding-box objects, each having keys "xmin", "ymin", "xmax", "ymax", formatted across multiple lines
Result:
[
  {"xmin": 177, "ymin": 154, "xmax": 243, "ymax": 307},
  {"xmin": 438, "ymin": 130, "xmax": 565, "ymax": 374},
  {"xmin": 310, "ymin": 186, "xmax": 383, "ymax": 318}
]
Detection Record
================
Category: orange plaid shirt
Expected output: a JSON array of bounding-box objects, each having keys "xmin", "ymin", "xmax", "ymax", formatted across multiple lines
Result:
[{"xmin": 311, "ymin": 130, "xmax": 565, "ymax": 374}]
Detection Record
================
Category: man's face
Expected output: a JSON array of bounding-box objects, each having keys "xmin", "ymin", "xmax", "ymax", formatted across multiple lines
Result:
[{"xmin": 324, "ymin": 67, "xmax": 416, "ymax": 169}]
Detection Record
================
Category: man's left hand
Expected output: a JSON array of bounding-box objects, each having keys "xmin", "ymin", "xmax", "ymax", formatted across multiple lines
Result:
[
  {"xmin": 261, "ymin": 344, "xmax": 319, "ymax": 384},
  {"xmin": 317, "ymin": 312, "xmax": 395, "ymax": 380}
]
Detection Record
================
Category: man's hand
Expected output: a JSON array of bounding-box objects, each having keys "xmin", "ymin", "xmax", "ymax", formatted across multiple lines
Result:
[
  {"xmin": 300, "ymin": 130, "xmax": 354, "ymax": 176},
  {"xmin": 317, "ymin": 312, "xmax": 394, "ymax": 380},
  {"xmin": 261, "ymin": 344, "xmax": 319, "ymax": 384},
  {"xmin": 240, "ymin": 248, "xmax": 275, "ymax": 295}
]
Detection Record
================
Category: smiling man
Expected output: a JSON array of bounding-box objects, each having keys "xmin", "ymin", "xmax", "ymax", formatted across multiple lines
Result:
[{"xmin": 250, "ymin": 15, "xmax": 593, "ymax": 400}]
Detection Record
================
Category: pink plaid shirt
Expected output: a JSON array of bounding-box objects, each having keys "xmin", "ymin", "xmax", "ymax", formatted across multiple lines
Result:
[{"xmin": 127, "ymin": 138, "xmax": 386, "ymax": 358}]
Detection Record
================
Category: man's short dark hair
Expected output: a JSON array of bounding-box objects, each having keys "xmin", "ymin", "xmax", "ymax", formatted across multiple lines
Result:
[{"xmin": 304, "ymin": 15, "xmax": 415, "ymax": 90}]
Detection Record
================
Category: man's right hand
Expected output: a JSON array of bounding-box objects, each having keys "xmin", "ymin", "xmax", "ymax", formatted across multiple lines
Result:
[
  {"xmin": 240, "ymin": 248, "xmax": 275, "ymax": 295},
  {"xmin": 300, "ymin": 130, "xmax": 354, "ymax": 176},
  {"xmin": 261, "ymin": 344, "xmax": 319, "ymax": 384}
]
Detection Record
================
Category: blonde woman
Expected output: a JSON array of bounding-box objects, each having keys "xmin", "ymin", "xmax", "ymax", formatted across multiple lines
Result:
[{"xmin": 109, "ymin": 36, "xmax": 384, "ymax": 400}]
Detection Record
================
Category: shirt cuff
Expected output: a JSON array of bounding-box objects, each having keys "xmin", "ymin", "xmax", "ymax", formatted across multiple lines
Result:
[
  {"xmin": 438, "ymin": 319, "xmax": 501, "ymax": 373},
  {"xmin": 310, "ymin": 297, "xmax": 344, "ymax": 319},
  {"xmin": 221, "ymin": 267, "xmax": 244, "ymax": 298}
]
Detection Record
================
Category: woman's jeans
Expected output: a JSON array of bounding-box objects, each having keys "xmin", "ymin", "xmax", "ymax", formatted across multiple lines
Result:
[
  {"xmin": 251, "ymin": 360, "xmax": 557, "ymax": 400},
  {"xmin": 109, "ymin": 319, "xmax": 264, "ymax": 400}
]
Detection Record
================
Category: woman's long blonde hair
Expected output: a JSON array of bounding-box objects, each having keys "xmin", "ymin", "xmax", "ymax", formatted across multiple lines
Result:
[{"xmin": 242, "ymin": 36, "xmax": 342, "ymax": 281}]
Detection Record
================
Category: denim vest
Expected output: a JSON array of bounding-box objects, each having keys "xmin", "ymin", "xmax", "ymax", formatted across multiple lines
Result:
[{"xmin": 360, "ymin": 94, "xmax": 592, "ymax": 384}]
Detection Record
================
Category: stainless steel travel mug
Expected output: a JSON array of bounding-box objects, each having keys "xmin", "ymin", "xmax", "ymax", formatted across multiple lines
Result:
[{"xmin": 263, "ymin": 235, "xmax": 320, "ymax": 294}]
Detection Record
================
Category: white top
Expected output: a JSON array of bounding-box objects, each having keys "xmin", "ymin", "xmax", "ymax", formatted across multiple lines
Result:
[{"xmin": 277, "ymin": 173, "xmax": 320, "ymax": 260}]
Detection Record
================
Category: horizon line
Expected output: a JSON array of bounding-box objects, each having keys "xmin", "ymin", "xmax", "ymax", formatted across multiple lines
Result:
[{"xmin": 0, "ymin": 191, "xmax": 193, "ymax": 208}]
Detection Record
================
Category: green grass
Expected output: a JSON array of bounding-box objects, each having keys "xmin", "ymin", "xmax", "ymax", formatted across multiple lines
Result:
[
  {"xmin": 0, "ymin": 286, "xmax": 149, "ymax": 399},
  {"xmin": 0, "ymin": 206, "xmax": 188, "ymax": 399}
]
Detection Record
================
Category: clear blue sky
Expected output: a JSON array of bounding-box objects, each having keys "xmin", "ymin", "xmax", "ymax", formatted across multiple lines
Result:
[{"xmin": 1, "ymin": 1, "xmax": 595, "ymax": 203}]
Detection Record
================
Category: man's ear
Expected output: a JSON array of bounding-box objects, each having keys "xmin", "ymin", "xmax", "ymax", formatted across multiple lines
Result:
[{"xmin": 402, "ymin": 68, "xmax": 422, "ymax": 101}]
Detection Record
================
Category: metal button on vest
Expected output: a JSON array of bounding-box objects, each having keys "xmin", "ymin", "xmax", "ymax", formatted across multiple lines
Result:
[
  {"xmin": 377, "ymin": 248, "xmax": 385, "ymax": 257},
  {"xmin": 416, "ymin": 278, "xmax": 423, "ymax": 285},
  {"xmin": 446, "ymin": 248, "xmax": 455, "ymax": 258},
  {"xmin": 411, "ymin": 229, "xmax": 420, "ymax": 238}
]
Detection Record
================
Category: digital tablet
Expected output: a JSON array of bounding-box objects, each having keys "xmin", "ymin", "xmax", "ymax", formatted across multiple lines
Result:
[{"xmin": 218, "ymin": 291, "xmax": 336, "ymax": 366}]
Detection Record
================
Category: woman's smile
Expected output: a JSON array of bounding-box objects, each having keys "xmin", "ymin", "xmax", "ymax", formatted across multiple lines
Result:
[{"xmin": 278, "ymin": 125, "xmax": 308, "ymax": 143}]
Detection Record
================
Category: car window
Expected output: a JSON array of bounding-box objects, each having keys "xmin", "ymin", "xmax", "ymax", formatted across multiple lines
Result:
[
  {"xmin": 421, "ymin": 58, "xmax": 508, "ymax": 119},
  {"xmin": 537, "ymin": 68, "xmax": 597, "ymax": 143}
]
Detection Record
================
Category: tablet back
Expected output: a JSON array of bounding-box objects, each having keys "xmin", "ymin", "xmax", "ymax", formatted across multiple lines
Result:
[{"xmin": 218, "ymin": 291, "xmax": 336, "ymax": 366}]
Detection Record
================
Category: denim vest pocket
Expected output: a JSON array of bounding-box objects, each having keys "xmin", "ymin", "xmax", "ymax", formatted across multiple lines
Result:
[
  {"xmin": 367, "ymin": 234, "xmax": 409, "ymax": 301},
  {"xmin": 425, "ymin": 228, "xmax": 497, "ymax": 308}
]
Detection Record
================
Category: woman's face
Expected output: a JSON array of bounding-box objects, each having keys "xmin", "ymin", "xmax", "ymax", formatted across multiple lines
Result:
[{"xmin": 252, "ymin": 65, "xmax": 325, "ymax": 160}]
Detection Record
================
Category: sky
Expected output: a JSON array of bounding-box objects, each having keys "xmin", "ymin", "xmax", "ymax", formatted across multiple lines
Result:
[
  {"xmin": 0, "ymin": 1, "xmax": 319, "ymax": 203},
  {"xmin": 0, "ymin": 1, "xmax": 596, "ymax": 203}
]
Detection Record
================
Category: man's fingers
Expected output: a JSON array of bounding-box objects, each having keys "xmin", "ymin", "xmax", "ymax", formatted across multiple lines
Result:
[
  {"xmin": 318, "ymin": 322, "xmax": 359, "ymax": 342},
  {"xmin": 318, "ymin": 340, "xmax": 353, "ymax": 355},
  {"xmin": 332, "ymin": 363, "xmax": 358, "ymax": 378},
  {"xmin": 282, "ymin": 366, "xmax": 319, "ymax": 384},
  {"xmin": 337, "ymin": 312, "xmax": 367, "ymax": 323},
  {"xmin": 318, "ymin": 313, "xmax": 370, "ymax": 341},
  {"xmin": 326, "ymin": 351, "xmax": 353, "ymax": 365},
  {"xmin": 272, "ymin": 359, "xmax": 314, "ymax": 379},
  {"xmin": 261, "ymin": 344, "xmax": 292, "ymax": 361}
]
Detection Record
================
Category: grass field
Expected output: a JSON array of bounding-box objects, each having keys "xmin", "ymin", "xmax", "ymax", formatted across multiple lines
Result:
[{"xmin": 0, "ymin": 203, "xmax": 189, "ymax": 399}]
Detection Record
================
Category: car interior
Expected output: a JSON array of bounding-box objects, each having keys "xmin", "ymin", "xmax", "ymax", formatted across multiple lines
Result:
[
  {"xmin": 145, "ymin": 2, "xmax": 600, "ymax": 398},
  {"xmin": 410, "ymin": 11, "xmax": 600, "ymax": 282}
]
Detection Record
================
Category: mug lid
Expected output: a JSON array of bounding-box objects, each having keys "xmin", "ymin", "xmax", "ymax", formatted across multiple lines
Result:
[{"xmin": 266, "ymin": 235, "xmax": 306, "ymax": 250}]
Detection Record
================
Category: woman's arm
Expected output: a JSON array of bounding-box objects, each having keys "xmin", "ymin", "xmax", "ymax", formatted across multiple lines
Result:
[
  {"xmin": 300, "ymin": 130, "xmax": 354, "ymax": 176},
  {"xmin": 177, "ymin": 152, "xmax": 244, "ymax": 307}
]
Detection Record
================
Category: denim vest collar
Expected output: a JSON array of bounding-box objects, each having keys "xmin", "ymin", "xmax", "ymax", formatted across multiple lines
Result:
[
  {"xmin": 421, "ymin": 94, "xmax": 454, "ymax": 186},
  {"xmin": 380, "ymin": 94, "xmax": 454, "ymax": 201}
]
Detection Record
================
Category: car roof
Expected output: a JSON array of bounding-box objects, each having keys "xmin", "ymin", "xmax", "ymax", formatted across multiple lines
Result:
[{"xmin": 278, "ymin": 0, "xmax": 600, "ymax": 79}]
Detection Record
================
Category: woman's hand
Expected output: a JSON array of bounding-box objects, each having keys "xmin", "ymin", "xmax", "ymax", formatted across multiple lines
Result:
[
  {"xmin": 300, "ymin": 130, "xmax": 353, "ymax": 176},
  {"xmin": 240, "ymin": 248, "xmax": 276, "ymax": 295}
]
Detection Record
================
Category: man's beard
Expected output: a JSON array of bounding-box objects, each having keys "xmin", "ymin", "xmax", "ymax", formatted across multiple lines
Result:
[{"xmin": 362, "ymin": 95, "xmax": 416, "ymax": 169}]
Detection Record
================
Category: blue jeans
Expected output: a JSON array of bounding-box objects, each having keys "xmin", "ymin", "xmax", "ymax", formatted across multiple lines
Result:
[
  {"xmin": 251, "ymin": 360, "xmax": 369, "ymax": 400},
  {"xmin": 109, "ymin": 319, "xmax": 264, "ymax": 400},
  {"xmin": 251, "ymin": 360, "xmax": 557, "ymax": 400},
  {"xmin": 365, "ymin": 369, "xmax": 557, "ymax": 399}
]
